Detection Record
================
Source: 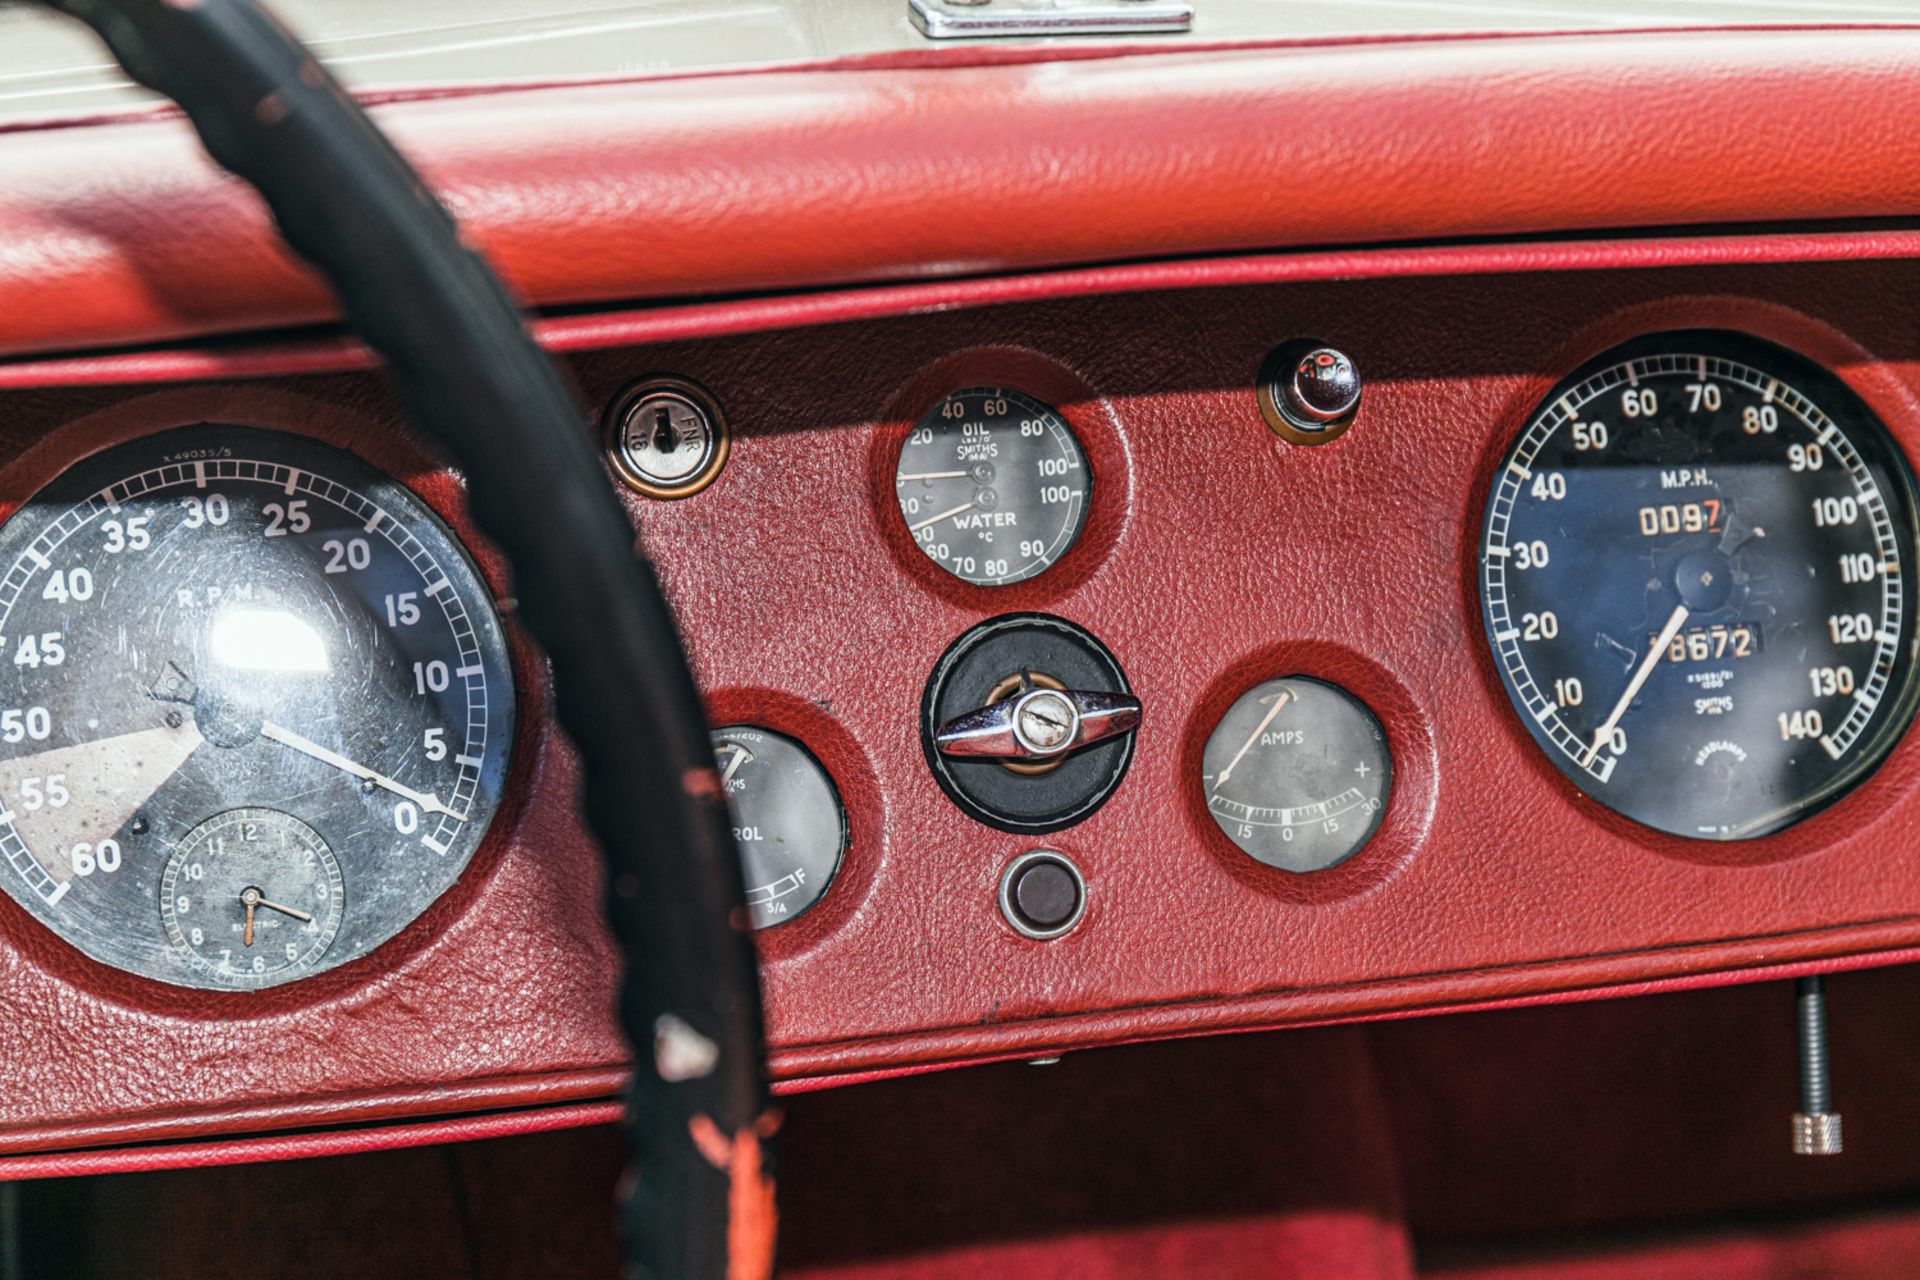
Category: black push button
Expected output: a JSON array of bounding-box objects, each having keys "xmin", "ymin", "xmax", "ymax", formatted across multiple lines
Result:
[{"xmin": 998, "ymin": 851, "xmax": 1086, "ymax": 940}]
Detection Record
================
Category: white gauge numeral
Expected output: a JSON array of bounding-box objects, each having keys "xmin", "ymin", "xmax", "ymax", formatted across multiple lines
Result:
[
  {"xmin": 262, "ymin": 499, "xmax": 310, "ymax": 537},
  {"xmin": 1810, "ymin": 666, "xmax": 1856, "ymax": 697},
  {"xmin": 1685, "ymin": 383, "xmax": 1721, "ymax": 412},
  {"xmin": 1788, "ymin": 444, "xmax": 1824, "ymax": 472},
  {"xmin": 1620, "ymin": 389, "xmax": 1657, "ymax": 418},
  {"xmin": 40, "ymin": 568, "xmax": 93, "ymax": 602},
  {"xmin": 180, "ymin": 494, "xmax": 231, "ymax": 527},
  {"xmin": 1828, "ymin": 613, "xmax": 1876, "ymax": 644},
  {"xmin": 413, "ymin": 660, "xmax": 450, "ymax": 694},
  {"xmin": 385, "ymin": 592, "xmax": 421, "ymax": 626},
  {"xmin": 1529, "ymin": 472, "xmax": 1567, "ymax": 501},
  {"xmin": 393, "ymin": 801, "xmax": 419, "ymax": 834},
  {"xmin": 1778, "ymin": 710, "xmax": 1825, "ymax": 741},
  {"xmin": 1554, "ymin": 678, "xmax": 1584, "ymax": 708},
  {"xmin": 13, "ymin": 632, "xmax": 64, "ymax": 668},
  {"xmin": 1512, "ymin": 540, "xmax": 1550, "ymax": 569},
  {"xmin": 18, "ymin": 774, "xmax": 68, "ymax": 811},
  {"xmin": 1520, "ymin": 611, "xmax": 1559, "ymax": 641},
  {"xmin": 1570, "ymin": 422, "xmax": 1609, "ymax": 451},
  {"xmin": 100, "ymin": 516, "xmax": 150, "ymax": 553},
  {"xmin": 1742, "ymin": 405, "xmax": 1779, "ymax": 434},
  {"xmin": 1839, "ymin": 552, "xmax": 1877, "ymax": 583},
  {"xmin": 69, "ymin": 840, "xmax": 120, "ymax": 877},
  {"xmin": 322, "ymin": 537, "xmax": 371, "ymax": 574},
  {"xmin": 0, "ymin": 707, "xmax": 51, "ymax": 743},
  {"xmin": 1812, "ymin": 496, "xmax": 1859, "ymax": 527},
  {"xmin": 424, "ymin": 728, "xmax": 447, "ymax": 761}
]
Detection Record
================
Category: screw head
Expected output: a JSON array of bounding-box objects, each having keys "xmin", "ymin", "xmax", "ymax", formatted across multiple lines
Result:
[{"xmin": 1011, "ymin": 689, "xmax": 1078, "ymax": 756}]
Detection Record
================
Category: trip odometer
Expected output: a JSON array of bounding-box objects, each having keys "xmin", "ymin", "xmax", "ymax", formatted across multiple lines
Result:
[
  {"xmin": 1481, "ymin": 331, "xmax": 1920, "ymax": 840},
  {"xmin": 0, "ymin": 426, "xmax": 513, "ymax": 989}
]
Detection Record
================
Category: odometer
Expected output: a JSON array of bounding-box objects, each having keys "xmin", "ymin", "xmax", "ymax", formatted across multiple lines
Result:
[
  {"xmin": 1480, "ymin": 332, "xmax": 1920, "ymax": 840},
  {"xmin": 0, "ymin": 426, "xmax": 513, "ymax": 989}
]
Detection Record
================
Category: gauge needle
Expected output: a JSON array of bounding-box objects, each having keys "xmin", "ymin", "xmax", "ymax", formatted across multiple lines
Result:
[
  {"xmin": 1583, "ymin": 603, "xmax": 1691, "ymax": 766},
  {"xmin": 717, "ymin": 744, "xmax": 752, "ymax": 787},
  {"xmin": 897, "ymin": 471, "xmax": 969, "ymax": 482},
  {"xmin": 242, "ymin": 898, "xmax": 255, "ymax": 947},
  {"xmin": 259, "ymin": 722, "xmax": 455, "ymax": 817},
  {"xmin": 1212, "ymin": 689, "xmax": 1294, "ymax": 792},
  {"xmin": 908, "ymin": 501, "xmax": 975, "ymax": 533}
]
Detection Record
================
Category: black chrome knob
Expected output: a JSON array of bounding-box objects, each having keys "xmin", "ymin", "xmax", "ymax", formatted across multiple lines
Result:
[{"xmin": 1258, "ymin": 341, "xmax": 1362, "ymax": 445}]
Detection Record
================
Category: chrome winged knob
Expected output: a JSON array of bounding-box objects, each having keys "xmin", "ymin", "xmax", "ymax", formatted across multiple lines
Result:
[{"xmin": 934, "ymin": 686, "xmax": 1141, "ymax": 762}]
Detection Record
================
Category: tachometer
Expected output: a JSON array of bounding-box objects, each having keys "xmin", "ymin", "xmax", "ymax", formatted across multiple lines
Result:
[
  {"xmin": 895, "ymin": 388, "xmax": 1090, "ymax": 586},
  {"xmin": 1480, "ymin": 331, "xmax": 1920, "ymax": 839},
  {"xmin": 0, "ymin": 426, "xmax": 514, "ymax": 989}
]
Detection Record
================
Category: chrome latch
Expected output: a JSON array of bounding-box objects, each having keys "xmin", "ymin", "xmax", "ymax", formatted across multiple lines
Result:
[{"xmin": 908, "ymin": 0, "xmax": 1193, "ymax": 40}]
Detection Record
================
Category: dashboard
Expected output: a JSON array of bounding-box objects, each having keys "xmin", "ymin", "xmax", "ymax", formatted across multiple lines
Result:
[{"xmin": 4, "ymin": 242, "xmax": 1920, "ymax": 1161}]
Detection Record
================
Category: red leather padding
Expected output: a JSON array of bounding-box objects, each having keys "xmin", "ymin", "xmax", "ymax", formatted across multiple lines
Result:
[
  {"xmin": 8, "ymin": 29, "xmax": 1920, "ymax": 355},
  {"xmin": 5, "ymin": 246, "xmax": 1920, "ymax": 1157}
]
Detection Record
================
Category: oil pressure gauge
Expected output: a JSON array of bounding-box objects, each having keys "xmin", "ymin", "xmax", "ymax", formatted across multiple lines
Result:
[
  {"xmin": 895, "ymin": 388, "xmax": 1090, "ymax": 586},
  {"xmin": 1202, "ymin": 677, "xmax": 1390, "ymax": 872},
  {"xmin": 711, "ymin": 726, "xmax": 846, "ymax": 929}
]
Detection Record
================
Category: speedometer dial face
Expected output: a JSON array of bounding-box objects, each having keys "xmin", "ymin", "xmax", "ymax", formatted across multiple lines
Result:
[
  {"xmin": 895, "ymin": 388, "xmax": 1090, "ymax": 586},
  {"xmin": 0, "ymin": 426, "xmax": 514, "ymax": 989},
  {"xmin": 1481, "ymin": 332, "xmax": 1920, "ymax": 840}
]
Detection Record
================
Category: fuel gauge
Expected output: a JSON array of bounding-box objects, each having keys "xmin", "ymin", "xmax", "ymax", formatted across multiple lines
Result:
[
  {"xmin": 1201, "ymin": 677, "xmax": 1390, "ymax": 872},
  {"xmin": 711, "ymin": 726, "xmax": 847, "ymax": 929}
]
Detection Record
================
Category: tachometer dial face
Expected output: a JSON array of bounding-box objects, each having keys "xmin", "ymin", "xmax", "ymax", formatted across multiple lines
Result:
[
  {"xmin": 711, "ymin": 726, "xmax": 845, "ymax": 929},
  {"xmin": 1201, "ymin": 677, "xmax": 1391, "ymax": 872},
  {"xmin": 895, "ymin": 388, "xmax": 1090, "ymax": 586},
  {"xmin": 0, "ymin": 426, "xmax": 514, "ymax": 989},
  {"xmin": 1480, "ymin": 331, "xmax": 1920, "ymax": 840}
]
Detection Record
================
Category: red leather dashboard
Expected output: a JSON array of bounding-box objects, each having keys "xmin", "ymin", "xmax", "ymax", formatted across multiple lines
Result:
[
  {"xmin": 7, "ymin": 27, "xmax": 1920, "ymax": 357},
  {"xmin": 3, "ymin": 23, "xmax": 1920, "ymax": 1165}
]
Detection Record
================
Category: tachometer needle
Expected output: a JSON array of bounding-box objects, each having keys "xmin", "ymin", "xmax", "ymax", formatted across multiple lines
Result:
[
  {"xmin": 1212, "ymin": 689, "xmax": 1294, "ymax": 792},
  {"xmin": 908, "ymin": 501, "xmax": 975, "ymax": 533},
  {"xmin": 260, "ymin": 721, "xmax": 455, "ymax": 817},
  {"xmin": 1583, "ymin": 603, "xmax": 1691, "ymax": 767}
]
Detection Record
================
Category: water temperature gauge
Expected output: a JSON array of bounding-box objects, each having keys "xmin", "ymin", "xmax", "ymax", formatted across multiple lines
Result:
[
  {"xmin": 1201, "ymin": 677, "xmax": 1391, "ymax": 872},
  {"xmin": 711, "ymin": 726, "xmax": 846, "ymax": 929}
]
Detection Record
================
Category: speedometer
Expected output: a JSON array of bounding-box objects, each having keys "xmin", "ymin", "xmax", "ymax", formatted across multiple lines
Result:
[
  {"xmin": 0, "ymin": 425, "xmax": 513, "ymax": 989},
  {"xmin": 1480, "ymin": 331, "xmax": 1920, "ymax": 840}
]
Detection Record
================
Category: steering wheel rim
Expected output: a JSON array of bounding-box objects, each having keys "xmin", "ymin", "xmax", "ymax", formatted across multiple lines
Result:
[{"xmin": 31, "ymin": 2, "xmax": 777, "ymax": 1276}]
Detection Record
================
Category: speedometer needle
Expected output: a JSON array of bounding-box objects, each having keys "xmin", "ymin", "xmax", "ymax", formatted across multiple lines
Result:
[
  {"xmin": 260, "ymin": 722, "xmax": 455, "ymax": 817},
  {"xmin": 1212, "ymin": 689, "xmax": 1294, "ymax": 792},
  {"xmin": 897, "ymin": 471, "xmax": 969, "ymax": 483},
  {"xmin": 1583, "ymin": 604, "xmax": 1691, "ymax": 767}
]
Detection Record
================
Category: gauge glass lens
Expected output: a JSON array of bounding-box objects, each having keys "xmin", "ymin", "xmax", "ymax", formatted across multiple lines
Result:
[
  {"xmin": 0, "ymin": 426, "xmax": 514, "ymax": 989},
  {"xmin": 712, "ymin": 726, "xmax": 846, "ymax": 928},
  {"xmin": 1201, "ymin": 677, "xmax": 1391, "ymax": 871},
  {"xmin": 895, "ymin": 388, "xmax": 1090, "ymax": 586},
  {"xmin": 1480, "ymin": 332, "xmax": 1920, "ymax": 839}
]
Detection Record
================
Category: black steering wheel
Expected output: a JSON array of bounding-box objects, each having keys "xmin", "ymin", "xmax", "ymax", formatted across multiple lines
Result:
[{"xmin": 35, "ymin": 2, "xmax": 774, "ymax": 1276}]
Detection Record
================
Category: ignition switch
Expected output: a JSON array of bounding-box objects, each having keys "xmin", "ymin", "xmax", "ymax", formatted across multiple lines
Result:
[{"xmin": 922, "ymin": 614, "xmax": 1139, "ymax": 833}]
